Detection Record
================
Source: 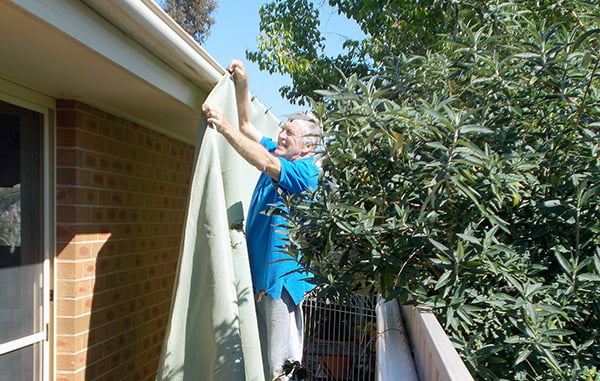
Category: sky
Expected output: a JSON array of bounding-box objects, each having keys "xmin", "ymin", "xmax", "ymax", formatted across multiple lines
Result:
[{"xmin": 199, "ymin": 0, "xmax": 364, "ymax": 120}]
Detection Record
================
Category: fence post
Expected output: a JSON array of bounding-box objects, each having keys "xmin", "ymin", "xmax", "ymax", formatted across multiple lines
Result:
[
  {"xmin": 375, "ymin": 298, "xmax": 419, "ymax": 381},
  {"xmin": 400, "ymin": 304, "xmax": 474, "ymax": 381}
]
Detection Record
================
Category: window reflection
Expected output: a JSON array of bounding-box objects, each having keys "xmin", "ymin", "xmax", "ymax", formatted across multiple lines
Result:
[
  {"xmin": 0, "ymin": 111, "xmax": 21, "ymax": 268},
  {"xmin": 0, "ymin": 184, "xmax": 21, "ymax": 265},
  {"xmin": 0, "ymin": 102, "xmax": 42, "ymax": 268}
]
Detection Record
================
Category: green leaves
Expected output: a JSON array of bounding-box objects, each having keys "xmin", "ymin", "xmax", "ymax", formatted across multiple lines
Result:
[{"xmin": 273, "ymin": 1, "xmax": 600, "ymax": 379}]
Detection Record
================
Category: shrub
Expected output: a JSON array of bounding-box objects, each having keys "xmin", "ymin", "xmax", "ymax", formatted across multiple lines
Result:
[{"xmin": 284, "ymin": 3, "xmax": 600, "ymax": 379}]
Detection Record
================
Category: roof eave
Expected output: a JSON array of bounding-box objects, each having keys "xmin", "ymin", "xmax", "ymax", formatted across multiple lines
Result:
[{"xmin": 2, "ymin": 0, "xmax": 226, "ymax": 144}]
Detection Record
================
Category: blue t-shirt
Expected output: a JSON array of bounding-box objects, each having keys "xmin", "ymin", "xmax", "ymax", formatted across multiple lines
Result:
[{"xmin": 246, "ymin": 137, "xmax": 318, "ymax": 305}]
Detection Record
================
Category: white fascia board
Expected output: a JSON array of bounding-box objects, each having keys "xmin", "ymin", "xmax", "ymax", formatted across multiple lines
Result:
[
  {"xmin": 82, "ymin": 0, "xmax": 225, "ymax": 89},
  {"xmin": 9, "ymin": 0, "xmax": 223, "ymax": 113}
]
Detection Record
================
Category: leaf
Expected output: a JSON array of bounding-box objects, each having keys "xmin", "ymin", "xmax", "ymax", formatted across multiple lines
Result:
[
  {"xmin": 456, "ymin": 305, "xmax": 474, "ymax": 325},
  {"xmin": 503, "ymin": 273, "xmax": 523, "ymax": 294},
  {"xmin": 514, "ymin": 349, "xmax": 532, "ymax": 365},
  {"xmin": 532, "ymin": 304, "xmax": 567, "ymax": 317},
  {"xmin": 505, "ymin": 335, "xmax": 527, "ymax": 344},
  {"xmin": 577, "ymin": 273, "xmax": 600, "ymax": 282},
  {"xmin": 425, "ymin": 142, "xmax": 449, "ymax": 151},
  {"xmin": 540, "ymin": 347, "xmax": 561, "ymax": 372},
  {"xmin": 454, "ymin": 147, "xmax": 486, "ymax": 164},
  {"xmin": 453, "ymin": 180, "xmax": 482, "ymax": 206},
  {"xmin": 335, "ymin": 203, "xmax": 366, "ymax": 214},
  {"xmin": 335, "ymin": 220, "xmax": 353, "ymax": 233},
  {"xmin": 543, "ymin": 329, "xmax": 575, "ymax": 337},
  {"xmin": 513, "ymin": 52, "xmax": 541, "ymax": 59},
  {"xmin": 458, "ymin": 125, "xmax": 494, "ymax": 134},
  {"xmin": 456, "ymin": 233, "xmax": 482, "ymax": 246},
  {"xmin": 524, "ymin": 282, "xmax": 543, "ymax": 297},
  {"xmin": 554, "ymin": 252, "xmax": 572, "ymax": 275},
  {"xmin": 435, "ymin": 270, "xmax": 453, "ymax": 290},
  {"xmin": 313, "ymin": 89, "xmax": 339, "ymax": 97},
  {"xmin": 540, "ymin": 200, "xmax": 563, "ymax": 209},
  {"xmin": 429, "ymin": 238, "xmax": 453, "ymax": 256},
  {"xmin": 580, "ymin": 184, "xmax": 600, "ymax": 206},
  {"xmin": 573, "ymin": 28, "xmax": 600, "ymax": 49}
]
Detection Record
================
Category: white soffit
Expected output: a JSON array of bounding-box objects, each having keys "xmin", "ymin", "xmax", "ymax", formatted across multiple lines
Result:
[{"xmin": 1, "ymin": 0, "xmax": 226, "ymax": 144}]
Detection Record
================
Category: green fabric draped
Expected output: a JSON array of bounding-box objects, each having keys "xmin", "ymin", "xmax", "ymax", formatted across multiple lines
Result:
[{"xmin": 157, "ymin": 74, "xmax": 280, "ymax": 381}]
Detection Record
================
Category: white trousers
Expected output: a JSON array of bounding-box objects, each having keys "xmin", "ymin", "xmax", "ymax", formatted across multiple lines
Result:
[{"xmin": 255, "ymin": 288, "xmax": 304, "ymax": 381}]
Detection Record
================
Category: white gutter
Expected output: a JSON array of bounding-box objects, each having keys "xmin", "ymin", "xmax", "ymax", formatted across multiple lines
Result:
[{"xmin": 81, "ymin": 0, "xmax": 225, "ymax": 92}]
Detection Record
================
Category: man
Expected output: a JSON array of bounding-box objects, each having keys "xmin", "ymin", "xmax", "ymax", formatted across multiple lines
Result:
[{"xmin": 202, "ymin": 59, "xmax": 321, "ymax": 380}]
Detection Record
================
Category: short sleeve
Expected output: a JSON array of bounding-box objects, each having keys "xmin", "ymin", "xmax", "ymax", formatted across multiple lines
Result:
[
  {"xmin": 260, "ymin": 136, "xmax": 277, "ymax": 153},
  {"xmin": 276, "ymin": 157, "xmax": 319, "ymax": 194}
]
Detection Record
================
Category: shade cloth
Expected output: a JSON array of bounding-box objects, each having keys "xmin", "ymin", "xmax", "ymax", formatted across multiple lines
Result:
[{"xmin": 156, "ymin": 74, "xmax": 280, "ymax": 381}]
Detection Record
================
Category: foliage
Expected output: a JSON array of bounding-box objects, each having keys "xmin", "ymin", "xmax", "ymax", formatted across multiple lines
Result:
[
  {"xmin": 247, "ymin": 0, "xmax": 332, "ymax": 102},
  {"xmin": 162, "ymin": 0, "xmax": 217, "ymax": 44},
  {"xmin": 248, "ymin": 0, "xmax": 475, "ymax": 103},
  {"xmin": 270, "ymin": 0, "xmax": 600, "ymax": 379},
  {"xmin": 279, "ymin": 360, "xmax": 310, "ymax": 380}
]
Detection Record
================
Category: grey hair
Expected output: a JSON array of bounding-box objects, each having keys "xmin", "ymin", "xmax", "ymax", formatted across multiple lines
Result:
[{"xmin": 286, "ymin": 111, "xmax": 323, "ymax": 154}]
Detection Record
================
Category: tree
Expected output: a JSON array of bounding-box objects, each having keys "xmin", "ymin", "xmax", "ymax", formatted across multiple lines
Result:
[
  {"xmin": 255, "ymin": 1, "xmax": 600, "ymax": 379},
  {"xmin": 247, "ymin": 0, "xmax": 460, "ymax": 103},
  {"xmin": 162, "ymin": 0, "xmax": 217, "ymax": 44}
]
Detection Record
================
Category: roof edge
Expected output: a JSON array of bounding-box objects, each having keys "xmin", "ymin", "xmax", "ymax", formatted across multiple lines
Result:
[{"xmin": 81, "ymin": 0, "xmax": 226, "ymax": 92}]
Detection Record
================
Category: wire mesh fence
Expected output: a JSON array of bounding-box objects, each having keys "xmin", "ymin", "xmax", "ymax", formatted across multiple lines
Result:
[{"xmin": 302, "ymin": 291, "xmax": 378, "ymax": 380}]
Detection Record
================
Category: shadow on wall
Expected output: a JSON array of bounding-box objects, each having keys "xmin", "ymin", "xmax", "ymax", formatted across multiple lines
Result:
[
  {"xmin": 56, "ymin": 212, "xmax": 182, "ymax": 379},
  {"xmin": 54, "ymin": 100, "xmax": 196, "ymax": 380}
]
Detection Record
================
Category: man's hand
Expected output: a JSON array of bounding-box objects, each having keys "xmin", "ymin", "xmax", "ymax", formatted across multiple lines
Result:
[
  {"xmin": 226, "ymin": 59, "xmax": 249, "ymax": 92},
  {"xmin": 201, "ymin": 102, "xmax": 281, "ymax": 181},
  {"xmin": 202, "ymin": 104, "xmax": 233, "ymax": 137}
]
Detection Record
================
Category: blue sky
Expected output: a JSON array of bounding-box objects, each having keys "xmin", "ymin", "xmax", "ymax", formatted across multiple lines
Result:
[{"xmin": 199, "ymin": 1, "xmax": 364, "ymax": 120}]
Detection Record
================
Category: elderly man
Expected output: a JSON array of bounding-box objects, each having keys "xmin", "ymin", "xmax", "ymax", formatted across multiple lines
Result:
[{"xmin": 202, "ymin": 59, "xmax": 321, "ymax": 380}]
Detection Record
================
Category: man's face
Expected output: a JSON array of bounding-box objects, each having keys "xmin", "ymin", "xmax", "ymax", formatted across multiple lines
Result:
[{"xmin": 274, "ymin": 119, "xmax": 309, "ymax": 161}]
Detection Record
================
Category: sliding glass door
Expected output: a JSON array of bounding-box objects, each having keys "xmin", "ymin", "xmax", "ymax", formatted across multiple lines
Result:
[{"xmin": 0, "ymin": 100, "xmax": 47, "ymax": 380}]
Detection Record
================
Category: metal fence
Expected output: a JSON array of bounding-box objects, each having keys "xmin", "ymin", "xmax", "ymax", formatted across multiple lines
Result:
[{"xmin": 302, "ymin": 291, "xmax": 378, "ymax": 380}]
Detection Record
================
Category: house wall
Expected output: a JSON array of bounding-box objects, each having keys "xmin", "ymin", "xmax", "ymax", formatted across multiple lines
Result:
[{"xmin": 54, "ymin": 100, "xmax": 195, "ymax": 381}]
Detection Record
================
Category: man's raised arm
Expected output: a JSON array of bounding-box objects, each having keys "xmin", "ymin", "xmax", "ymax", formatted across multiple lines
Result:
[{"xmin": 227, "ymin": 59, "xmax": 263, "ymax": 143}]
